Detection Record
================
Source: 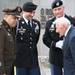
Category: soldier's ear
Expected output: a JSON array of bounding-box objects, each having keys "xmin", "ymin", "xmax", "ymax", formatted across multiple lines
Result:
[
  {"xmin": 4, "ymin": 14, "xmax": 8, "ymax": 18},
  {"xmin": 63, "ymin": 5, "xmax": 65, "ymax": 10}
]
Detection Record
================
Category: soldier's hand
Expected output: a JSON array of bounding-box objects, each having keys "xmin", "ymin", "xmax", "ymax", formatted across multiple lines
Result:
[{"xmin": 55, "ymin": 40, "xmax": 63, "ymax": 49}]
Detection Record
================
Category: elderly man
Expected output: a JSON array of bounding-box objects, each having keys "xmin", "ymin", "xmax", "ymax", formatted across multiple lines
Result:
[
  {"xmin": 43, "ymin": 0, "xmax": 75, "ymax": 75},
  {"xmin": 15, "ymin": 2, "xmax": 41, "ymax": 75},
  {"xmin": 0, "ymin": 6, "xmax": 22, "ymax": 75},
  {"xmin": 54, "ymin": 17, "xmax": 75, "ymax": 75}
]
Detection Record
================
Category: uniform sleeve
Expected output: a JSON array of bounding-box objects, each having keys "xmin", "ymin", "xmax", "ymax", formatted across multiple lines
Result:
[
  {"xmin": 36, "ymin": 21, "xmax": 41, "ymax": 44},
  {"xmin": 43, "ymin": 22, "xmax": 56, "ymax": 48},
  {"xmin": 70, "ymin": 36, "xmax": 75, "ymax": 64},
  {"xmin": 0, "ymin": 28, "xmax": 5, "ymax": 74}
]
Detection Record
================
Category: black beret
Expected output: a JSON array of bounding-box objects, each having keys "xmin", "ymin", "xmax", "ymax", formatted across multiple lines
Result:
[
  {"xmin": 51, "ymin": 0, "xmax": 63, "ymax": 9},
  {"xmin": 22, "ymin": 2, "xmax": 37, "ymax": 12},
  {"xmin": 3, "ymin": 6, "xmax": 22, "ymax": 17}
]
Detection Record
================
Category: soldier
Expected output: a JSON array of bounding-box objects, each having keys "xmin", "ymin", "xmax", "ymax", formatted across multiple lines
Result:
[
  {"xmin": 43, "ymin": 0, "xmax": 75, "ymax": 75},
  {"xmin": 15, "ymin": 2, "xmax": 41, "ymax": 75},
  {"xmin": 0, "ymin": 6, "xmax": 22, "ymax": 75}
]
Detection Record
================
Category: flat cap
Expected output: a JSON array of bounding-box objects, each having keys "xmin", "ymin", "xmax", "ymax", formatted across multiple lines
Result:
[
  {"xmin": 22, "ymin": 2, "xmax": 37, "ymax": 12},
  {"xmin": 3, "ymin": 6, "xmax": 22, "ymax": 17},
  {"xmin": 51, "ymin": 0, "xmax": 63, "ymax": 9}
]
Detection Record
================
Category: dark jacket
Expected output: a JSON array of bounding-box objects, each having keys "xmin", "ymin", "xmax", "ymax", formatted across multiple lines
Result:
[
  {"xmin": 43, "ymin": 14, "xmax": 75, "ymax": 67},
  {"xmin": 15, "ymin": 17, "xmax": 40, "ymax": 68},
  {"xmin": 63, "ymin": 26, "xmax": 75, "ymax": 75},
  {"xmin": 0, "ymin": 20, "xmax": 16, "ymax": 75}
]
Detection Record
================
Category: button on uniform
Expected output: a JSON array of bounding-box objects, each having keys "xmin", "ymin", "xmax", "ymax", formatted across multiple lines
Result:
[
  {"xmin": 21, "ymin": 37, "xmax": 23, "ymax": 40},
  {"xmin": 30, "ymin": 33, "xmax": 32, "ymax": 35},
  {"xmin": 30, "ymin": 42, "xmax": 32, "ymax": 44},
  {"xmin": 30, "ymin": 31, "xmax": 32, "ymax": 49},
  {"xmin": 30, "ymin": 47, "xmax": 32, "ymax": 49},
  {"xmin": 30, "ymin": 38, "xmax": 32, "ymax": 40}
]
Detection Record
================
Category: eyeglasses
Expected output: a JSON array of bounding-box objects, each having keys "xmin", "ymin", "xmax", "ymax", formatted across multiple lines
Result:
[
  {"xmin": 13, "ymin": 16, "xmax": 20, "ymax": 20},
  {"xmin": 11, "ymin": 15, "xmax": 20, "ymax": 20}
]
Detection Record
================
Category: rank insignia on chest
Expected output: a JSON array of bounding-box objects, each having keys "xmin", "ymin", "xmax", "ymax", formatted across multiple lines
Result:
[
  {"xmin": 49, "ymin": 23, "xmax": 55, "ymax": 32},
  {"xmin": 18, "ymin": 26, "xmax": 26, "ymax": 35},
  {"xmin": 7, "ymin": 32, "xmax": 11, "ymax": 36},
  {"xmin": 22, "ymin": 21, "xmax": 25, "ymax": 24}
]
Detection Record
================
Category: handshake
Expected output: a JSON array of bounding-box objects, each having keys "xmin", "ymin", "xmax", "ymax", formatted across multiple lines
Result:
[{"xmin": 55, "ymin": 40, "xmax": 63, "ymax": 49}]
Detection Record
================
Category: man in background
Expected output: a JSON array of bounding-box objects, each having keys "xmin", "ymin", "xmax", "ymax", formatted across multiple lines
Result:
[
  {"xmin": 43, "ymin": 0, "xmax": 75, "ymax": 75},
  {"xmin": 15, "ymin": 2, "xmax": 41, "ymax": 75}
]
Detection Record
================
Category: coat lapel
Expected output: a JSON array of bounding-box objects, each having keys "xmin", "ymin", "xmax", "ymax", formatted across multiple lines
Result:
[
  {"xmin": 62, "ymin": 27, "xmax": 73, "ymax": 51},
  {"xmin": 2, "ymin": 20, "xmax": 13, "ymax": 36}
]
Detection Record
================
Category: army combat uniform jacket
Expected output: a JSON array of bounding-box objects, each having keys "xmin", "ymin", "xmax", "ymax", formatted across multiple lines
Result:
[
  {"xmin": 15, "ymin": 17, "xmax": 40, "ymax": 68},
  {"xmin": 0, "ymin": 20, "xmax": 16, "ymax": 75}
]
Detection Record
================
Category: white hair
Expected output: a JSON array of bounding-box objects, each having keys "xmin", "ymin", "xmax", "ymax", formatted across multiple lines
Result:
[{"xmin": 53, "ymin": 17, "xmax": 71, "ymax": 26}]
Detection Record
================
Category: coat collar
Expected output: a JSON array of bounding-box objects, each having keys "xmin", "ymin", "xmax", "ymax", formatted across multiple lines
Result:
[
  {"xmin": 62, "ymin": 26, "xmax": 73, "ymax": 50},
  {"xmin": 20, "ymin": 17, "xmax": 37, "ymax": 32},
  {"xmin": 2, "ymin": 19, "xmax": 13, "ymax": 34}
]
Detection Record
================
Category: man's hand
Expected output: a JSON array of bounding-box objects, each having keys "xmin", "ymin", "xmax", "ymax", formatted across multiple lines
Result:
[{"xmin": 55, "ymin": 40, "xmax": 63, "ymax": 49}]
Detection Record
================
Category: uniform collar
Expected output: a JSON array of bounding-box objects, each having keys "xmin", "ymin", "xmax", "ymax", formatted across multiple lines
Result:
[
  {"xmin": 2, "ymin": 19, "xmax": 12, "ymax": 30},
  {"xmin": 22, "ymin": 15, "xmax": 28, "ymax": 24},
  {"xmin": 2, "ymin": 19, "xmax": 13, "ymax": 35}
]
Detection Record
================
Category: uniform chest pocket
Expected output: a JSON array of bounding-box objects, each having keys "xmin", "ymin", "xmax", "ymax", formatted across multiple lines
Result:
[
  {"xmin": 17, "ymin": 29, "xmax": 30, "ymax": 42},
  {"xmin": 5, "ymin": 33, "xmax": 14, "ymax": 47},
  {"xmin": 6, "ymin": 32, "xmax": 13, "ymax": 40}
]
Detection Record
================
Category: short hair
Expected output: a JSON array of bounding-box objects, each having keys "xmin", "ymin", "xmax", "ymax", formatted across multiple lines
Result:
[{"xmin": 53, "ymin": 17, "xmax": 71, "ymax": 26}]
